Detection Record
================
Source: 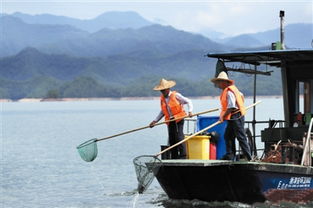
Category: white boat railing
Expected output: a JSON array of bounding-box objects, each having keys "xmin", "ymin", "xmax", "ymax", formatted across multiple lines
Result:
[{"xmin": 301, "ymin": 117, "xmax": 313, "ymax": 166}]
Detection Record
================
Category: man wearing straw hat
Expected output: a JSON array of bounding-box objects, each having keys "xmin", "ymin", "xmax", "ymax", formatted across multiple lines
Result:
[
  {"xmin": 211, "ymin": 71, "xmax": 252, "ymax": 161},
  {"xmin": 150, "ymin": 78, "xmax": 193, "ymax": 159}
]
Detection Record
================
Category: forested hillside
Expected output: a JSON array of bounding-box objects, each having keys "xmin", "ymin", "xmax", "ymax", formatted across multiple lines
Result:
[{"xmin": 0, "ymin": 48, "xmax": 282, "ymax": 99}]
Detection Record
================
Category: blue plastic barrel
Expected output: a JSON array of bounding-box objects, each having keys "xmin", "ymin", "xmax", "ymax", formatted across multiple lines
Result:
[{"xmin": 196, "ymin": 116, "xmax": 227, "ymax": 159}]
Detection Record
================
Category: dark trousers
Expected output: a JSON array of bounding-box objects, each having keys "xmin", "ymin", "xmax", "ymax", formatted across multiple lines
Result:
[
  {"xmin": 167, "ymin": 120, "xmax": 186, "ymax": 159},
  {"xmin": 224, "ymin": 113, "xmax": 252, "ymax": 160}
]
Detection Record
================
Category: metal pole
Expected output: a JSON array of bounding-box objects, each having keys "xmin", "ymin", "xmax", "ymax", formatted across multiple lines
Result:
[
  {"xmin": 280, "ymin": 10, "xmax": 285, "ymax": 50},
  {"xmin": 253, "ymin": 65, "xmax": 257, "ymax": 156}
]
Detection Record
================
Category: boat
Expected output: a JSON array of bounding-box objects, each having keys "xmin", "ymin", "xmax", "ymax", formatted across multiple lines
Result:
[
  {"xmin": 133, "ymin": 11, "xmax": 313, "ymax": 204},
  {"xmin": 148, "ymin": 49, "xmax": 313, "ymax": 204}
]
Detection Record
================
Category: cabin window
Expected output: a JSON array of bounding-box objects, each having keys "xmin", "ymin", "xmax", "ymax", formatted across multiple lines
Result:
[
  {"xmin": 293, "ymin": 80, "xmax": 313, "ymax": 127},
  {"xmin": 304, "ymin": 81, "xmax": 312, "ymax": 114},
  {"xmin": 298, "ymin": 81, "xmax": 304, "ymax": 114},
  {"xmin": 297, "ymin": 81, "xmax": 313, "ymax": 126}
]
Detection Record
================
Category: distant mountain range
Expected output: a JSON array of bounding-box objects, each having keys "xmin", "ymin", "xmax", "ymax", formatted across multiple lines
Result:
[
  {"xmin": 10, "ymin": 11, "xmax": 153, "ymax": 32},
  {"xmin": 1, "ymin": 11, "xmax": 310, "ymax": 99},
  {"xmin": 0, "ymin": 47, "xmax": 214, "ymax": 83},
  {"xmin": 1, "ymin": 12, "xmax": 312, "ymax": 57},
  {"xmin": 0, "ymin": 15, "xmax": 225, "ymax": 57},
  {"xmin": 219, "ymin": 23, "xmax": 313, "ymax": 48},
  {"xmin": 8, "ymin": 12, "xmax": 312, "ymax": 49}
]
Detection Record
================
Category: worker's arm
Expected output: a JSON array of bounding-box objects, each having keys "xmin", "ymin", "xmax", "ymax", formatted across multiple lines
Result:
[
  {"xmin": 175, "ymin": 92, "xmax": 193, "ymax": 117},
  {"xmin": 220, "ymin": 91, "xmax": 237, "ymax": 122},
  {"xmin": 150, "ymin": 111, "xmax": 164, "ymax": 127}
]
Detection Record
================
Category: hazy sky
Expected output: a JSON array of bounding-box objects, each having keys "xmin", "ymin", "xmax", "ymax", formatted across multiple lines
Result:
[{"xmin": 1, "ymin": 0, "xmax": 312, "ymax": 36}]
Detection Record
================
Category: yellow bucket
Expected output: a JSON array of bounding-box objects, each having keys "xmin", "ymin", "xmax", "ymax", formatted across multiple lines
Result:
[{"xmin": 186, "ymin": 135, "xmax": 210, "ymax": 159}]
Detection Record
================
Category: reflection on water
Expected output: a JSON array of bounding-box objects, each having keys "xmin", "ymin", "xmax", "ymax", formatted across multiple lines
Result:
[
  {"xmin": 132, "ymin": 192, "xmax": 140, "ymax": 208},
  {"xmin": 154, "ymin": 197, "xmax": 313, "ymax": 208},
  {"xmin": 105, "ymin": 189, "xmax": 138, "ymax": 197}
]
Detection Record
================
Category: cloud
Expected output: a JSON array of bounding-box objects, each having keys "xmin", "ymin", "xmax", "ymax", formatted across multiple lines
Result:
[
  {"xmin": 158, "ymin": 3, "xmax": 256, "ymax": 35},
  {"xmin": 162, "ymin": 1, "xmax": 311, "ymax": 36}
]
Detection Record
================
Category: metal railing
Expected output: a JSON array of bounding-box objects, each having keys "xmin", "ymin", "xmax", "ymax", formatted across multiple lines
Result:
[
  {"xmin": 185, "ymin": 118, "xmax": 197, "ymax": 135},
  {"xmin": 184, "ymin": 118, "xmax": 270, "ymax": 158},
  {"xmin": 301, "ymin": 117, "xmax": 313, "ymax": 166},
  {"xmin": 185, "ymin": 116, "xmax": 313, "ymax": 165}
]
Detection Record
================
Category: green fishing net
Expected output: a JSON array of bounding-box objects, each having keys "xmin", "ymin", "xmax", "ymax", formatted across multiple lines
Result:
[
  {"xmin": 133, "ymin": 155, "xmax": 162, "ymax": 193},
  {"xmin": 77, "ymin": 139, "xmax": 98, "ymax": 162}
]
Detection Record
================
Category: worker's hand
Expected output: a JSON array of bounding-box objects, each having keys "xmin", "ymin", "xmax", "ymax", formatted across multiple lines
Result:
[
  {"xmin": 188, "ymin": 112, "xmax": 193, "ymax": 117},
  {"xmin": 219, "ymin": 115, "xmax": 224, "ymax": 122},
  {"xmin": 149, "ymin": 121, "xmax": 157, "ymax": 128}
]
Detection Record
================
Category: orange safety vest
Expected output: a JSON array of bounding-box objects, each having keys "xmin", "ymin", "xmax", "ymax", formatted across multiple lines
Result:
[
  {"xmin": 160, "ymin": 91, "xmax": 187, "ymax": 124},
  {"xmin": 220, "ymin": 85, "xmax": 246, "ymax": 120}
]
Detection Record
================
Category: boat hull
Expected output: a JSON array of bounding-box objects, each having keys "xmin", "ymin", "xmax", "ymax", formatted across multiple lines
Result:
[{"xmin": 153, "ymin": 160, "xmax": 313, "ymax": 204}]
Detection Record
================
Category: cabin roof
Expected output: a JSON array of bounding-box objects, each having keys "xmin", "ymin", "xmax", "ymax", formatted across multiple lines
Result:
[{"xmin": 207, "ymin": 49, "xmax": 313, "ymax": 67}]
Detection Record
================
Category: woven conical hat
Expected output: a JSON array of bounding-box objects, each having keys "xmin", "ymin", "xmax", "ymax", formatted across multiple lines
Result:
[
  {"xmin": 211, "ymin": 71, "xmax": 234, "ymax": 84},
  {"xmin": 153, "ymin": 78, "xmax": 176, "ymax": 91}
]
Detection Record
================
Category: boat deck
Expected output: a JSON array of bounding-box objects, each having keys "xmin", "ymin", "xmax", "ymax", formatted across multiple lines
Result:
[
  {"xmin": 157, "ymin": 159, "xmax": 313, "ymax": 174},
  {"xmin": 160, "ymin": 159, "xmax": 234, "ymax": 166}
]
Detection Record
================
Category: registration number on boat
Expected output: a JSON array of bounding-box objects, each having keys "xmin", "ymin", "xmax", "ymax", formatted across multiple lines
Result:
[{"xmin": 277, "ymin": 177, "xmax": 312, "ymax": 189}]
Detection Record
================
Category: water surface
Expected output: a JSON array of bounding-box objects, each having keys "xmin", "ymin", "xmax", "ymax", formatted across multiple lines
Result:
[{"xmin": 1, "ymin": 98, "xmax": 312, "ymax": 207}]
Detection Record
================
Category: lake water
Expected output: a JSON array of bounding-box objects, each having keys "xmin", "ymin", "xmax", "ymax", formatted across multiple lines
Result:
[{"xmin": 1, "ymin": 98, "xmax": 312, "ymax": 208}]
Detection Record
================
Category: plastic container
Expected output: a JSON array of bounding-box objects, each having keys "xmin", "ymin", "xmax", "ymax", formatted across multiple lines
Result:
[
  {"xmin": 210, "ymin": 143, "xmax": 217, "ymax": 160},
  {"xmin": 186, "ymin": 135, "xmax": 210, "ymax": 159},
  {"xmin": 197, "ymin": 116, "xmax": 227, "ymax": 159}
]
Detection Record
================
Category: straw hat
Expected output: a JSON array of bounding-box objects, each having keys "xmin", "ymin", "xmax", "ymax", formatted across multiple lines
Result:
[
  {"xmin": 211, "ymin": 71, "xmax": 234, "ymax": 85},
  {"xmin": 153, "ymin": 78, "xmax": 176, "ymax": 91}
]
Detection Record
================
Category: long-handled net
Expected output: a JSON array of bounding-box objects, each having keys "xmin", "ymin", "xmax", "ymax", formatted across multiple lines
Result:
[
  {"xmin": 133, "ymin": 120, "xmax": 222, "ymax": 194},
  {"xmin": 76, "ymin": 109, "xmax": 219, "ymax": 162},
  {"xmin": 76, "ymin": 139, "xmax": 98, "ymax": 162},
  {"xmin": 133, "ymin": 155, "xmax": 162, "ymax": 193}
]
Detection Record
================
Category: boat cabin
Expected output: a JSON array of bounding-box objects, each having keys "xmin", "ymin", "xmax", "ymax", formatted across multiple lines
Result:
[{"xmin": 207, "ymin": 49, "xmax": 313, "ymax": 165}]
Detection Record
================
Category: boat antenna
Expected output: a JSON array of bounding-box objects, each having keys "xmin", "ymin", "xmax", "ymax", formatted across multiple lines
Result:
[{"xmin": 280, "ymin": 10, "xmax": 285, "ymax": 50}]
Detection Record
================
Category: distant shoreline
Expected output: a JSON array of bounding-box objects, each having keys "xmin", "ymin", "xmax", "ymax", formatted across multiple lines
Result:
[{"xmin": 0, "ymin": 95, "xmax": 283, "ymax": 103}]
